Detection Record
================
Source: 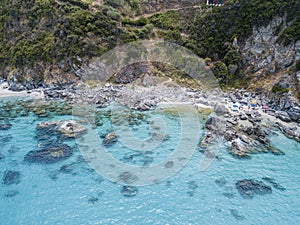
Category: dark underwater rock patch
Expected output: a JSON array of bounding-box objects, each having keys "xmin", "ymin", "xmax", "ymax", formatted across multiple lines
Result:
[
  {"xmin": 24, "ymin": 144, "xmax": 73, "ymax": 164},
  {"xmin": 187, "ymin": 181, "xmax": 198, "ymax": 197},
  {"xmin": 121, "ymin": 186, "xmax": 138, "ymax": 197},
  {"xmin": 262, "ymin": 177, "xmax": 286, "ymax": 191},
  {"xmin": 118, "ymin": 171, "xmax": 138, "ymax": 184},
  {"xmin": 8, "ymin": 145, "xmax": 20, "ymax": 154},
  {"xmin": 4, "ymin": 190, "xmax": 19, "ymax": 198},
  {"xmin": 236, "ymin": 179, "xmax": 272, "ymax": 199},
  {"xmin": 88, "ymin": 197, "xmax": 99, "ymax": 204},
  {"xmin": 2, "ymin": 170, "xmax": 21, "ymax": 185},
  {"xmin": 0, "ymin": 135, "xmax": 13, "ymax": 145},
  {"xmin": 164, "ymin": 161, "xmax": 174, "ymax": 168},
  {"xmin": 230, "ymin": 209, "xmax": 245, "ymax": 221},
  {"xmin": 0, "ymin": 120, "xmax": 12, "ymax": 130},
  {"xmin": 0, "ymin": 153, "xmax": 5, "ymax": 161},
  {"xmin": 141, "ymin": 156, "xmax": 154, "ymax": 166},
  {"xmin": 215, "ymin": 178, "xmax": 227, "ymax": 187}
]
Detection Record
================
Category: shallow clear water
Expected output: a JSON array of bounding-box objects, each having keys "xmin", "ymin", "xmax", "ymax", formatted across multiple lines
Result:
[{"xmin": 1, "ymin": 99, "xmax": 300, "ymax": 225}]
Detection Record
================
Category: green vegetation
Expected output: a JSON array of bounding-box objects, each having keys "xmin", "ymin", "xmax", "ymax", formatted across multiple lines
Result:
[
  {"xmin": 185, "ymin": 0, "xmax": 300, "ymax": 86},
  {"xmin": 296, "ymin": 59, "xmax": 300, "ymax": 72},
  {"xmin": 187, "ymin": 0, "xmax": 300, "ymax": 59},
  {"xmin": 272, "ymin": 82, "xmax": 289, "ymax": 94},
  {"xmin": 279, "ymin": 15, "xmax": 300, "ymax": 46},
  {"xmin": 212, "ymin": 61, "xmax": 229, "ymax": 85},
  {"xmin": 0, "ymin": 0, "xmax": 149, "ymax": 73},
  {"xmin": 1, "ymin": 0, "xmax": 300, "ymax": 89},
  {"xmin": 149, "ymin": 11, "xmax": 180, "ymax": 30}
]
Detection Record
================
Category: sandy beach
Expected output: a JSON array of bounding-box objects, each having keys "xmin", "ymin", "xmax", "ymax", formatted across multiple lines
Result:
[{"xmin": 0, "ymin": 82, "xmax": 44, "ymax": 99}]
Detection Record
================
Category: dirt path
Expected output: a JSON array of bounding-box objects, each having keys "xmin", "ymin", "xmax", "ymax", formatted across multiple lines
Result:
[{"xmin": 132, "ymin": 5, "xmax": 202, "ymax": 20}]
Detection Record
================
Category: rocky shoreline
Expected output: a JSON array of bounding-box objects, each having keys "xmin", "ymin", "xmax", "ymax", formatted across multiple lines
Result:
[{"xmin": 1, "ymin": 79, "xmax": 299, "ymax": 160}]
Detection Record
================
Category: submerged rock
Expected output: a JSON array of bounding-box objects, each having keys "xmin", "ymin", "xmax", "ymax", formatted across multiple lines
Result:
[
  {"xmin": 88, "ymin": 197, "xmax": 99, "ymax": 204},
  {"xmin": 121, "ymin": 186, "xmax": 138, "ymax": 197},
  {"xmin": 230, "ymin": 209, "xmax": 245, "ymax": 221},
  {"xmin": 118, "ymin": 171, "xmax": 138, "ymax": 184},
  {"xmin": 4, "ymin": 190, "xmax": 19, "ymax": 198},
  {"xmin": 36, "ymin": 120, "xmax": 87, "ymax": 139},
  {"xmin": 8, "ymin": 146, "xmax": 20, "ymax": 154},
  {"xmin": 2, "ymin": 170, "xmax": 21, "ymax": 185},
  {"xmin": 0, "ymin": 134, "xmax": 13, "ymax": 144},
  {"xmin": 24, "ymin": 145, "xmax": 73, "ymax": 164},
  {"xmin": 215, "ymin": 178, "xmax": 227, "ymax": 187},
  {"xmin": 236, "ymin": 179, "xmax": 272, "ymax": 199},
  {"xmin": 214, "ymin": 103, "xmax": 229, "ymax": 116},
  {"xmin": 262, "ymin": 177, "xmax": 286, "ymax": 191},
  {"xmin": 103, "ymin": 132, "xmax": 118, "ymax": 146},
  {"xmin": 164, "ymin": 161, "xmax": 174, "ymax": 168},
  {"xmin": 0, "ymin": 120, "xmax": 12, "ymax": 130},
  {"xmin": 188, "ymin": 181, "xmax": 198, "ymax": 190},
  {"xmin": 0, "ymin": 153, "xmax": 4, "ymax": 161}
]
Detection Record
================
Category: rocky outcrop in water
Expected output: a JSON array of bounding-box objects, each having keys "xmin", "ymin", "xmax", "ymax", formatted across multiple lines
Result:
[
  {"xmin": 24, "ymin": 145, "xmax": 73, "ymax": 164},
  {"xmin": 103, "ymin": 132, "xmax": 118, "ymax": 146},
  {"xmin": 36, "ymin": 120, "xmax": 87, "ymax": 139},
  {"xmin": 236, "ymin": 179, "xmax": 272, "ymax": 199},
  {"xmin": 121, "ymin": 186, "xmax": 138, "ymax": 197}
]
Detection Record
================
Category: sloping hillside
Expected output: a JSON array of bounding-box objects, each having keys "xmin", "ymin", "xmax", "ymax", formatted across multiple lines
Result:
[{"xmin": 0, "ymin": 0, "xmax": 300, "ymax": 97}]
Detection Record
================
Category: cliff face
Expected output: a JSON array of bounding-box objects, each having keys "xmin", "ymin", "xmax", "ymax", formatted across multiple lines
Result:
[
  {"xmin": 187, "ymin": 0, "xmax": 300, "ymax": 96},
  {"xmin": 0, "ymin": 0, "xmax": 300, "ymax": 96}
]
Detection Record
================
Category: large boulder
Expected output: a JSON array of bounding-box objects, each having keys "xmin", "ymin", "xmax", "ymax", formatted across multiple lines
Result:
[
  {"xmin": 24, "ymin": 145, "xmax": 73, "ymax": 164},
  {"xmin": 287, "ymin": 107, "xmax": 300, "ymax": 122},
  {"xmin": 276, "ymin": 111, "xmax": 291, "ymax": 122},
  {"xmin": 37, "ymin": 120, "xmax": 87, "ymax": 139},
  {"xmin": 103, "ymin": 132, "xmax": 118, "ymax": 146},
  {"xmin": 205, "ymin": 116, "xmax": 226, "ymax": 134},
  {"xmin": 214, "ymin": 103, "xmax": 229, "ymax": 116},
  {"xmin": 236, "ymin": 179, "xmax": 272, "ymax": 199}
]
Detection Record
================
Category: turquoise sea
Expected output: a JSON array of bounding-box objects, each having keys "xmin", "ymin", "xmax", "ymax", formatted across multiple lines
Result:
[{"xmin": 0, "ymin": 98, "xmax": 300, "ymax": 225}]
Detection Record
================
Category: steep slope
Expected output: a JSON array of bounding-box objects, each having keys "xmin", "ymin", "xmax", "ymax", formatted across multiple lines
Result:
[
  {"xmin": 0, "ymin": 0, "xmax": 300, "ymax": 97},
  {"xmin": 186, "ymin": 0, "xmax": 300, "ymax": 96}
]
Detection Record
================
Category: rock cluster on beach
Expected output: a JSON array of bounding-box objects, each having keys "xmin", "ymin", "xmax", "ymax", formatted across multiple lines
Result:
[
  {"xmin": 2, "ymin": 75, "xmax": 300, "ymax": 162},
  {"xmin": 200, "ymin": 89, "xmax": 300, "ymax": 158}
]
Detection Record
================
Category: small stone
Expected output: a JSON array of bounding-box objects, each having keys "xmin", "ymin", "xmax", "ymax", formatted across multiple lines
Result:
[
  {"xmin": 118, "ymin": 171, "xmax": 138, "ymax": 184},
  {"xmin": 215, "ymin": 178, "xmax": 227, "ymax": 187},
  {"xmin": 88, "ymin": 197, "xmax": 99, "ymax": 204},
  {"xmin": 164, "ymin": 161, "xmax": 174, "ymax": 168},
  {"xmin": 121, "ymin": 186, "xmax": 138, "ymax": 197}
]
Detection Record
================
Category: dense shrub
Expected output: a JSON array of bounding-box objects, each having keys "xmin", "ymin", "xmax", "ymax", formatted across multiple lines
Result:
[
  {"xmin": 187, "ymin": 0, "xmax": 300, "ymax": 60},
  {"xmin": 272, "ymin": 82, "xmax": 289, "ymax": 93},
  {"xmin": 149, "ymin": 10, "xmax": 180, "ymax": 30}
]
